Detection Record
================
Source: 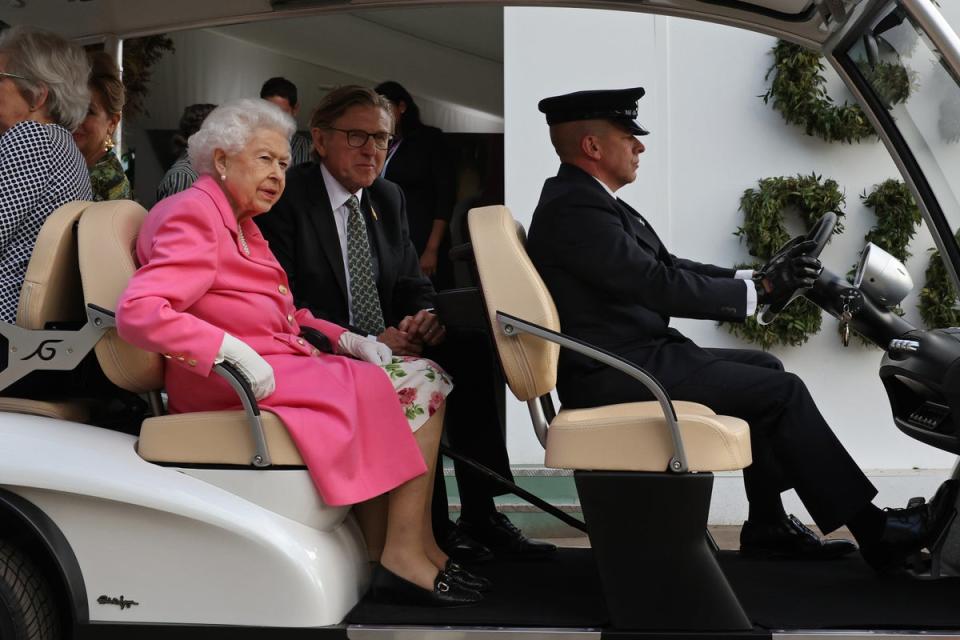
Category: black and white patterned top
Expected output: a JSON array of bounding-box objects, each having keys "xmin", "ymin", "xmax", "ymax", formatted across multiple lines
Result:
[
  {"xmin": 156, "ymin": 152, "xmax": 198, "ymax": 202},
  {"xmin": 0, "ymin": 120, "xmax": 92, "ymax": 324}
]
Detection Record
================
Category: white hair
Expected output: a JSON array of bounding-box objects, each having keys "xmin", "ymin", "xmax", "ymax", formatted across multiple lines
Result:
[
  {"xmin": 188, "ymin": 98, "xmax": 297, "ymax": 176},
  {"xmin": 0, "ymin": 26, "xmax": 91, "ymax": 131}
]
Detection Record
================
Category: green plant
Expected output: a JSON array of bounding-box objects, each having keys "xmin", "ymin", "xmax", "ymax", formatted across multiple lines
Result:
[
  {"xmin": 122, "ymin": 34, "xmax": 175, "ymax": 120},
  {"xmin": 845, "ymin": 179, "xmax": 921, "ymax": 346},
  {"xmin": 860, "ymin": 179, "xmax": 922, "ymax": 263},
  {"xmin": 920, "ymin": 244, "xmax": 960, "ymax": 329},
  {"xmin": 722, "ymin": 174, "xmax": 846, "ymax": 348},
  {"xmin": 762, "ymin": 41, "xmax": 913, "ymax": 144}
]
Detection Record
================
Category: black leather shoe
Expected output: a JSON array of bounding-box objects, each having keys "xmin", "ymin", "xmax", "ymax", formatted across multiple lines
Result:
[
  {"xmin": 368, "ymin": 564, "xmax": 482, "ymax": 607},
  {"xmin": 457, "ymin": 513, "xmax": 557, "ymax": 559},
  {"xmin": 861, "ymin": 480, "xmax": 958, "ymax": 574},
  {"xmin": 444, "ymin": 559, "xmax": 492, "ymax": 592},
  {"xmin": 740, "ymin": 514, "xmax": 858, "ymax": 560},
  {"xmin": 440, "ymin": 525, "xmax": 494, "ymax": 564}
]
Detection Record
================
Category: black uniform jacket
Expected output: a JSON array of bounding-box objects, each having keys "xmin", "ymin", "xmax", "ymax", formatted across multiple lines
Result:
[
  {"xmin": 256, "ymin": 161, "xmax": 435, "ymax": 331},
  {"xmin": 526, "ymin": 163, "xmax": 749, "ymax": 400}
]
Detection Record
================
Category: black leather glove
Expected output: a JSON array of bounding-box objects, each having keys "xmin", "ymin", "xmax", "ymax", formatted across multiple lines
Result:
[{"xmin": 754, "ymin": 240, "xmax": 823, "ymax": 306}]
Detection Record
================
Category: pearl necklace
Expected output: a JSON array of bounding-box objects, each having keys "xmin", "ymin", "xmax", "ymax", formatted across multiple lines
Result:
[{"xmin": 237, "ymin": 226, "xmax": 250, "ymax": 256}]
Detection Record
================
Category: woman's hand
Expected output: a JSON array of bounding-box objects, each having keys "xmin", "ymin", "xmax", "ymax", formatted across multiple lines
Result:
[
  {"xmin": 338, "ymin": 332, "xmax": 393, "ymax": 365},
  {"xmin": 216, "ymin": 333, "xmax": 276, "ymax": 400},
  {"xmin": 419, "ymin": 248, "xmax": 438, "ymax": 277}
]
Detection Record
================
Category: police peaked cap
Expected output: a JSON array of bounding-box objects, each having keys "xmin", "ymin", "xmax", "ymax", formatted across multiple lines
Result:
[{"xmin": 537, "ymin": 87, "xmax": 649, "ymax": 136}]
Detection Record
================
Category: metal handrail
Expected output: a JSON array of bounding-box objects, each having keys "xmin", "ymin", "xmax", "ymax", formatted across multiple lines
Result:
[{"xmin": 496, "ymin": 311, "xmax": 689, "ymax": 473}]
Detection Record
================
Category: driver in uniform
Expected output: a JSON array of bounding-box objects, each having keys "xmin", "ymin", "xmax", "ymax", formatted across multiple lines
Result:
[{"xmin": 526, "ymin": 87, "xmax": 948, "ymax": 572}]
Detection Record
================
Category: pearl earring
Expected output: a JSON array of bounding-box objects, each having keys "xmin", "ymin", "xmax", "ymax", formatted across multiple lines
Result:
[{"xmin": 220, "ymin": 174, "xmax": 226, "ymax": 182}]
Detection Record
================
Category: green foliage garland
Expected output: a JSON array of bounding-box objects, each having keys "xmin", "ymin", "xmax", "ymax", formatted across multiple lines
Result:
[
  {"xmin": 846, "ymin": 180, "xmax": 921, "ymax": 346},
  {"xmin": 762, "ymin": 41, "xmax": 913, "ymax": 144},
  {"xmin": 722, "ymin": 174, "xmax": 846, "ymax": 349},
  {"xmin": 920, "ymin": 241, "xmax": 960, "ymax": 329},
  {"xmin": 122, "ymin": 35, "xmax": 175, "ymax": 120},
  {"xmin": 860, "ymin": 179, "xmax": 922, "ymax": 263}
]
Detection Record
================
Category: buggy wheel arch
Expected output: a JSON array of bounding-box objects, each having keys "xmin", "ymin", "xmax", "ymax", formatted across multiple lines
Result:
[{"xmin": 0, "ymin": 488, "xmax": 87, "ymax": 627}]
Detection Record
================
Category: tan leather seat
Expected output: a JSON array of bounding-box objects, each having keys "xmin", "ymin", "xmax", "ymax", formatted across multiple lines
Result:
[
  {"xmin": 75, "ymin": 200, "xmax": 304, "ymax": 466},
  {"xmin": 1, "ymin": 201, "xmax": 95, "ymax": 422},
  {"xmin": 467, "ymin": 205, "xmax": 751, "ymax": 472}
]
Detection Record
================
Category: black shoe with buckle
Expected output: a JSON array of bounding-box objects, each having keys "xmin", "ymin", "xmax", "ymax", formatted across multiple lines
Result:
[
  {"xmin": 457, "ymin": 513, "xmax": 557, "ymax": 560},
  {"xmin": 440, "ymin": 524, "xmax": 494, "ymax": 564},
  {"xmin": 444, "ymin": 559, "xmax": 493, "ymax": 592},
  {"xmin": 368, "ymin": 564, "xmax": 482, "ymax": 607},
  {"xmin": 740, "ymin": 514, "xmax": 858, "ymax": 560},
  {"xmin": 860, "ymin": 480, "xmax": 959, "ymax": 574}
]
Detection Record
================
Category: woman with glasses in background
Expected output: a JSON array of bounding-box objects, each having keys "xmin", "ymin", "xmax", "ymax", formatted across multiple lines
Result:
[
  {"xmin": 0, "ymin": 26, "xmax": 92, "ymax": 324},
  {"xmin": 73, "ymin": 51, "xmax": 130, "ymax": 202}
]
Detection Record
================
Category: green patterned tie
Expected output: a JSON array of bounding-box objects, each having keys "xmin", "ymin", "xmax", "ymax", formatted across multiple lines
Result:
[{"xmin": 345, "ymin": 195, "xmax": 386, "ymax": 335}]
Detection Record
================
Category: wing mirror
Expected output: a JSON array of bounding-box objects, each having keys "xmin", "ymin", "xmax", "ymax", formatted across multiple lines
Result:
[{"xmin": 854, "ymin": 242, "xmax": 913, "ymax": 307}]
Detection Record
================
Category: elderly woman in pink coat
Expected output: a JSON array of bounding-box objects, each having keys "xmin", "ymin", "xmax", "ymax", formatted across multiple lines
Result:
[{"xmin": 116, "ymin": 98, "xmax": 486, "ymax": 607}]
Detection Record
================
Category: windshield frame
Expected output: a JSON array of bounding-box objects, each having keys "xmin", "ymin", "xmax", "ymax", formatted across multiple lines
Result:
[{"xmin": 825, "ymin": 0, "xmax": 960, "ymax": 297}]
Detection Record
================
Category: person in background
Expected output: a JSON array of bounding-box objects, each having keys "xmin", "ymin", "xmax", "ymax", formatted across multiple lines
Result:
[
  {"xmin": 155, "ymin": 102, "xmax": 216, "ymax": 201},
  {"xmin": 374, "ymin": 81, "xmax": 456, "ymax": 288},
  {"xmin": 260, "ymin": 76, "xmax": 312, "ymax": 167},
  {"xmin": 73, "ymin": 51, "xmax": 130, "ymax": 201},
  {"xmin": 0, "ymin": 26, "xmax": 91, "ymax": 324}
]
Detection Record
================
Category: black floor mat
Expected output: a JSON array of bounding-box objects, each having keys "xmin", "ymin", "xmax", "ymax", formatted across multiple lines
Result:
[
  {"xmin": 346, "ymin": 548, "xmax": 608, "ymax": 627},
  {"xmin": 347, "ymin": 548, "xmax": 960, "ymax": 631},
  {"xmin": 720, "ymin": 550, "xmax": 960, "ymax": 630}
]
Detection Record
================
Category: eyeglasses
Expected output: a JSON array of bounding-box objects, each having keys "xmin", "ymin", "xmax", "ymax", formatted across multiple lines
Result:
[
  {"xmin": 326, "ymin": 127, "xmax": 394, "ymax": 151},
  {"xmin": 0, "ymin": 71, "xmax": 28, "ymax": 82}
]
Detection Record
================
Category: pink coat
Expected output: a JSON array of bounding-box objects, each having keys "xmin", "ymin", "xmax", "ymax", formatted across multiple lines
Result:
[{"xmin": 117, "ymin": 175, "xmax": 427, "ymax": 505}]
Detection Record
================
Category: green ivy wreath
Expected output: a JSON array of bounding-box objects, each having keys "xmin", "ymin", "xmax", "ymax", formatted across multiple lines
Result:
[
  {"xmin": 721, "ymin": 174, "xmax": 845, "ymax": 349},
  {"xmin": 920, "ymin": 239, "xmax": 960, "ymax": 329},
  {"xmin": 762, "ymin": 40, "xmax": 913, "ymax": 144},
  {"xmin": 845, "ymin": 179, "xmax": 921, "ymax": 346}
]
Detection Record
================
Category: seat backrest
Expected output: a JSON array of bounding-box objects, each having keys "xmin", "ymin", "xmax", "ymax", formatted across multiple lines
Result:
[
  {"xmin": 76, "ymin": 200, "xmax": 164, "ymax": 393},
  {"xmin": 16, "ymin": 201, "xmax": 94, "ymax": 329},
  {"xmin": 468, "ymin": 205, "xmax": 559, "ymax": 401}
]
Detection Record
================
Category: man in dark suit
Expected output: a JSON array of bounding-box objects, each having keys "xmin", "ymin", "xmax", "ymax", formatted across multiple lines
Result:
[
  {"xmin": 525, "ymin": 87, "xmax": 946, "ymax": 572},
  {"xmin": 257, "ymin": 85, "xmax": 554, "ymax": 561}
]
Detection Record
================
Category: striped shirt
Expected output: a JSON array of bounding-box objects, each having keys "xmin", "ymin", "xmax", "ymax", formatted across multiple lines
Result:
[
  {"xmin": 156, "ymin": 152, "xmax": 198, "ymax": 202},
  {"xmin": 0, "ymin": 120, "xmax": 92, "ymax": 323},
  {"xmin": 291, "ymin": 132, "xmax": 312, "ymax": 168}
]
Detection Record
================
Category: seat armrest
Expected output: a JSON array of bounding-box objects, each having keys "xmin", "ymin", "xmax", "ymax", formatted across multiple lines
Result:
[
  {"xmin": 89, "ymin": 305, "xmax": 273, "ymax": 468},
  {"xmin": 495, "ymin": 310, "xmax": 689, "ymax": 473}
]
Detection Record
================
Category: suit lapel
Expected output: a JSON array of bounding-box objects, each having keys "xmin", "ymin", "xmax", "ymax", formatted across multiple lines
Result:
[
  {"xmin": 616, "ymin": 198, "xmax": 666, "ymax": 257},
  {"xmin": 556, "ymin": 163, "xmax": 669, "ymax": 259},
  {"xmin": 307, "ymin": 172, "xmax": 350, "ymax": 304}
]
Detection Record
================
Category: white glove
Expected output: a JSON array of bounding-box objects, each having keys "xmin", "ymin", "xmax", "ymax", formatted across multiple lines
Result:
[
  {"xmin": 215, "ymin": 333, "xmax": 276, "ymax": 400},
  {"xmin": 338, "ymin": 332, "xmax": 393, "ymax": 365}
]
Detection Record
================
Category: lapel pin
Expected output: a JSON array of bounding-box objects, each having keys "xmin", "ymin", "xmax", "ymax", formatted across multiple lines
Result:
[{"xmin": 370, "ymin": 206, "xmax": 379, "ymax": 221}]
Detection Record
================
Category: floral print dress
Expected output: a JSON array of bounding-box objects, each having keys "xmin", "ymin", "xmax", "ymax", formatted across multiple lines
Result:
[{"xmin": 380, "ymin": 355, "xmax": 453, "ymax": 431}]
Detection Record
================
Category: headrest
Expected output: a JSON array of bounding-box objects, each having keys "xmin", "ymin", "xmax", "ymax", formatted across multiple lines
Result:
[
  {"xmin": 468, "ymin": 205, "xmax": 559, "ymax": 401},
  {"xmin": 17, "ymin": 201, "xmax": 94, "ymax": 329},
  {"xmin": 77, "ymin": 200, "xmax": 164, "ymax": 393}
]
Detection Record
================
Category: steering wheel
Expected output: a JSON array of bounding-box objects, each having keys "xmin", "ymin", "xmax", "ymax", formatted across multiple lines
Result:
[{"xmin": 756, "ymin": 211, "xmax": 837, "ymax": 326}]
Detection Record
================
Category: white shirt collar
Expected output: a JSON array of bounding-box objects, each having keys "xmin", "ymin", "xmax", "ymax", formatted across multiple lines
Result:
[
  {"xmin": 320, "ymin": 163, "xmax": 363, "ymax": 212},
  {"xmin": 592, "ymin": 176, "xmax": 617, "ymax": 199}
]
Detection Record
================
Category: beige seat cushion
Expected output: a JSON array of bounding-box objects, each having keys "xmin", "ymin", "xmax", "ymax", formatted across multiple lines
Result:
[
  {"xmin": 545, "ymin": 401, "xmax": 751, "ymax": 472},
  {"xmin": 0, "ymin": 397, "xmax": 90, "ymax": 423},
  {"xmin": 138, "ymin": 410, "xmax": 304, "ymax": 466}
]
